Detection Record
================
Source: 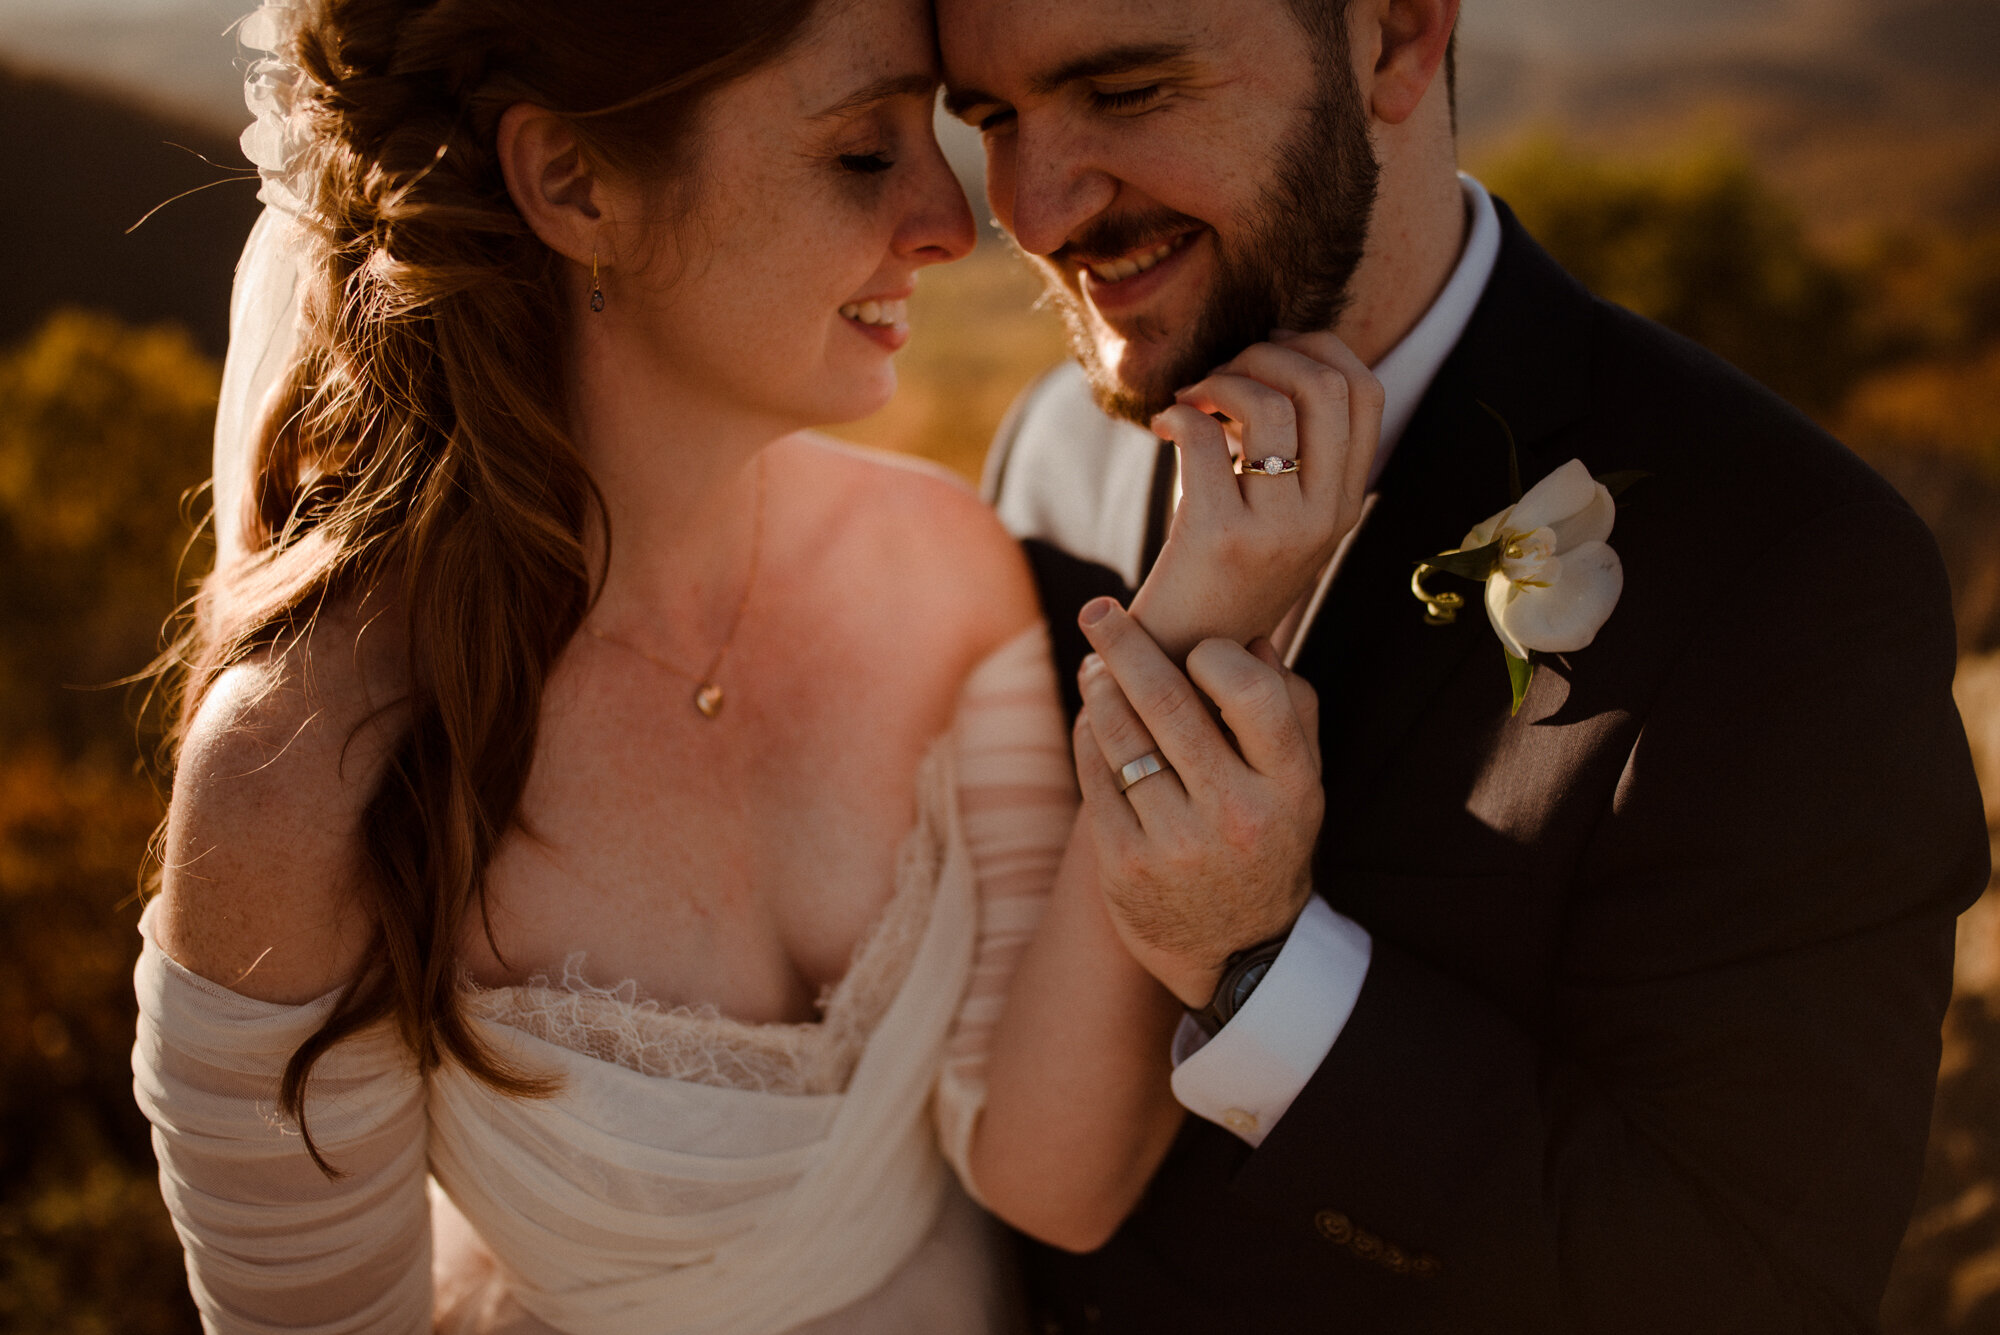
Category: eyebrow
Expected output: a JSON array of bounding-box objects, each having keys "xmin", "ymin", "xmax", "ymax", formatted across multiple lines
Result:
[
  {"xmin": 944, "ymin": 41, "xmax": 1193, "ymax": 118},
  {"xmin": 812, "ymin": 71, "xmax": 940, "ymax": 120}
]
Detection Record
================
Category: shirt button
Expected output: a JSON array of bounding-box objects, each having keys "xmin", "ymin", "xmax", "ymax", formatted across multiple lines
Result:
[{"xmin": 1222, "ymin": 1107, "xmax": 1260, "ymax": 1135}]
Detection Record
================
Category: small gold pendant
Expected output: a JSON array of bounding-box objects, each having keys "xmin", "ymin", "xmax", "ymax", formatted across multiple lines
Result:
[{"xmin": 693, "ymin": 683, "xmax": 725, "ymax": 718}]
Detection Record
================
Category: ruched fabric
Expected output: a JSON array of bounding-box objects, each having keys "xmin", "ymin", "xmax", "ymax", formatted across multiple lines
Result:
[{"xmin": 133, "ymin": 626, "xmax": 1075, "ymax": 1334}]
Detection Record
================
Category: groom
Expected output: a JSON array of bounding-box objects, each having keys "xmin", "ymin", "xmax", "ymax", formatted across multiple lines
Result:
[{"xmin": 939, "ymin": 0, "xmax": 1991, "ymax": 1330}]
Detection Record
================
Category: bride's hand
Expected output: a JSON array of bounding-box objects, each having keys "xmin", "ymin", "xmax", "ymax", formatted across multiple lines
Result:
[{"xmin": 1127, "ymin": 332, "xmax": 1382, "ymax": 661}]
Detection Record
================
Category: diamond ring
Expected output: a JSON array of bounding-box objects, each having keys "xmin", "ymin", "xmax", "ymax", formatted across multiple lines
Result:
[{"xmin": 1236, "ymin": 455, "xmax": 1301, "ymax": 476}]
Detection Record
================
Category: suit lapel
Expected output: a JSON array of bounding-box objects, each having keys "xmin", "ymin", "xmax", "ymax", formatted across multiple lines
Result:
[{"xmin": 1291, "ymin": 204, "xmax": 1599, "ymax": 814}]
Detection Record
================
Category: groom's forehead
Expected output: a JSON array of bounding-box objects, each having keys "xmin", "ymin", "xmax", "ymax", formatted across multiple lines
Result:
[{"xmin": 937, "ymin": 0, "xmax": 1237, "ymax": 90}]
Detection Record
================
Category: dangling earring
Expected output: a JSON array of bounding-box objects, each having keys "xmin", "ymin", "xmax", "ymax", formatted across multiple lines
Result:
[{"xmin": 590, "ymin": 250, "xmax": 606, "ymax": 314}]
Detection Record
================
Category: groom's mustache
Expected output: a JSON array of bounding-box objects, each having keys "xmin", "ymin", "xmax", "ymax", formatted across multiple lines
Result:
[{"xmin": 1049, "ymin": 207, "xmax": 1207, "ymax": 270}]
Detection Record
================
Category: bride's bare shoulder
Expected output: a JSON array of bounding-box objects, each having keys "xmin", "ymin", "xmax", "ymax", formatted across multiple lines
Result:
[
  {"xmin": 155, "ymin": 595, "xmax": 407, "ymax": 1004},
  {"xmin": 782, "ymin": 432, "xmax": 1039, "ymax": 650}
]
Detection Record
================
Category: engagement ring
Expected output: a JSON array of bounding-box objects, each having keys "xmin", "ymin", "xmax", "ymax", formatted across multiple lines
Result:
[{"xmin": 1237, "ymin": 455, "xmax": 1301, "ymax": 476}]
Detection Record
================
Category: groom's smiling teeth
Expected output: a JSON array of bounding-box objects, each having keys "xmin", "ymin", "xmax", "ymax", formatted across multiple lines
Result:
[
  {"xmin": 1086, "ymin": 236, "xmax": 1186, "ymax": 284},
  {"xmin": 839, "ymin": 298, "xmax": 907, "ymax": 327}
]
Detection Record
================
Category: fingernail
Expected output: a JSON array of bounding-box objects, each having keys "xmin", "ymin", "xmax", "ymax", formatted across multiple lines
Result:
[
  {"xmin": 1079, "ymin": 652, "xmax": 1104, "ymax": 678},
  {"xmin": 1079, "ymin": 597, "xmax": 1115, "ymax": 627}
]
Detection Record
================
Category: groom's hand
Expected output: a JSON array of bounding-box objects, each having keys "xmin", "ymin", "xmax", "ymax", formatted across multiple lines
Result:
[{"xmin": 1072, "ymin": 598, "xmax": 1325, "ymax": 1007}]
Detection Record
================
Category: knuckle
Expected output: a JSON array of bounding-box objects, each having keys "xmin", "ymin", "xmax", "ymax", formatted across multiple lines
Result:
[
  {"xmin": 1141, "ymin": 679, "xmax": 1192, "ymax": 725},
  {"xmin": 1254, "ymin": 391, "xmax": 1298, "ymax": 433},
  {"xmin": 1242, "ymin": 672, "xmax": 1287, "ymax": 718},
  {"xmin": 1216, "ymin": 798, "xmax": 1266, "ymax": 852},
  {"xmin": 1111, "ymin": 842, "xmax": 1154, "ymax": 889},
  {"xmin": 1101, "ymin": 719, "xmax": 1146, "ymax": 760},
  {"xmin": 1194, "ymin": 414, "xmax": 1231, "ymax": 448},
  {"xmin": 1304, "ymin": 782, "xmax": 1327, "ymax": 818},
  {"xmin": 1308, "ymin": 363, "xmax": 1349, "ymax": 400},
  {"xmin": 1163, "ymin": 827, "xmax": 1210, "ymax": 875},
  {"xmin": 1185, "ymin": 637, "xmax": 1232, "ymax": 679},
  {"xmin": 1157, "ymin": 404, "xmax": 1204, "ymax": 440}
]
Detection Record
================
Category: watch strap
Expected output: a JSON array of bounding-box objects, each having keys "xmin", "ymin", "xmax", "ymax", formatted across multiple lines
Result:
[{"xmin": 1192, "ymin": 933, "xmax": 1290, "ymax": 1037}]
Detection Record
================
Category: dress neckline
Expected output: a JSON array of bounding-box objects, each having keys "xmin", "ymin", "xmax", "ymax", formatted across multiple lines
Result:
[{"xmin": 465, "ymin": 731, "xmax": 958, "ymax": 1093}]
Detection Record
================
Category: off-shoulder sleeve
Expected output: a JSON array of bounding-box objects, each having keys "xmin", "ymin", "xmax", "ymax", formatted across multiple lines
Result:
[
  {"xmin": 131, "ymin": 902, "xmax": 432, "ymax": 1334},
  {"xmin": 932, "ymin": 625, "xmax": 1079, "ymax": 1199}
]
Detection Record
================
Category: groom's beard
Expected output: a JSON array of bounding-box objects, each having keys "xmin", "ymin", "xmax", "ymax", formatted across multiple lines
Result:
[{"xmin": 1042, "ymin": 57, "xmax": 1381, "ymax": 426}]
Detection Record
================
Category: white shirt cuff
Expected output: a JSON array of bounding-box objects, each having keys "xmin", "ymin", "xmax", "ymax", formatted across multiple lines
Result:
[{"xmin": 1168, "ymin": 896, "xmax": 1373, "ymax": 1146}]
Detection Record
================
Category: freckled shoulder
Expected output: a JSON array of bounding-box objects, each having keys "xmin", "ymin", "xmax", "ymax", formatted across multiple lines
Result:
[
  {"xmin": 787, "ymin": 431, "xmax": 1041, "ymax": 659},
  {"xmin": 154, "ymin": 600, "xmax": 407, "ymax": 1005}
]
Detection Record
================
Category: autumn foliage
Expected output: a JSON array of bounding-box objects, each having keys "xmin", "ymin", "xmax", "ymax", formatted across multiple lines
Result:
[{"xmin": 0, "ymin": 142, "xmax": 1995, "ymax": 1330}]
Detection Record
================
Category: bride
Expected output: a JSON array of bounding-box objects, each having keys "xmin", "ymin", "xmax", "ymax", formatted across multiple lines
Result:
[{"xmin": 134, "ymin": 0, "xmax": 1376, "ymax": 1330}]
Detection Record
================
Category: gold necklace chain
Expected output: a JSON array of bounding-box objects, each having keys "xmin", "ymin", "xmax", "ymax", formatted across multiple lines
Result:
[{"xmin": 587, "ymin": 454, "xmax": 766, "ymax": 719}]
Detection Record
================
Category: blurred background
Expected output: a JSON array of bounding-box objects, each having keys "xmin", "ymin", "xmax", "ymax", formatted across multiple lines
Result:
[{"xmin": 1, "ymin": 0, "xmax": 1996, "ymax": 1329}]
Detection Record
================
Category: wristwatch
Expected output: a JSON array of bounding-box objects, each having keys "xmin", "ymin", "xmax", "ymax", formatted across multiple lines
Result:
[{"xmin": 1191, "ymin": 934, "xmax": 1290, "ymax": 1037}]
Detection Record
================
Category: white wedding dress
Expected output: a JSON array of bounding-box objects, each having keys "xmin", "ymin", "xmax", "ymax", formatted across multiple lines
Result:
[{"xmin": 132, "ymin": 627, "xmax": 1075, "ymax": 1334}]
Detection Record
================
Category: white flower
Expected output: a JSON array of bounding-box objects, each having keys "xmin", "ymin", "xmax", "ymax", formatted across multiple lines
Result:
[
  {"xmin": 237, "ymin": 4, "xmax": 314, "ymax": 218},
  {"xmin": 1463, "ymin": 458, "xmax": 1624, "ymax": 659}
]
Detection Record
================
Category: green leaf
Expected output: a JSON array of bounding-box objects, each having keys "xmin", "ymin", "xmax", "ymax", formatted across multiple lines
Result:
[
  {"xmin": 1595, "ymin": 469, "xmax": 1651, "ymax": 500},
  {"xmin": 1416, "ymin": 538, "xmax": 1504, "ymax": 582},
  {"xmin": 1478, "ymin": 401, "xmax": 1523, "ymax": 503},
  {"xmin": 1506, "ymin": 649, "xmax": 1535, "ymax": 717}
]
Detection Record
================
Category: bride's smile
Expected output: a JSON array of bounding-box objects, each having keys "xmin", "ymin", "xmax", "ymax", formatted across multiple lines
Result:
[
  {"xmin": 549, "ymin": 0, "xmax": 974, "ymax": 449},
  {"xmin": 469, "ymin": 0, "xmax": 982, "ymax": 1023}
]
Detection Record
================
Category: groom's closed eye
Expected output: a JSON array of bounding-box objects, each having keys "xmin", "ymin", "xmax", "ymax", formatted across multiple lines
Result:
[
  {"xmin": 1088, "ymin": 85, "xmax": 1166, "ymax": 116},
  {"xmin": 944, "ymin": 38, "xmax": 1196, "ymax": 128}
]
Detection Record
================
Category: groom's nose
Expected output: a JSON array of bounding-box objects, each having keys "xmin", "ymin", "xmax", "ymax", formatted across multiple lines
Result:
[{"xmin": 991, "ymin": 120, "xmax": 1120, "ymax": 259}]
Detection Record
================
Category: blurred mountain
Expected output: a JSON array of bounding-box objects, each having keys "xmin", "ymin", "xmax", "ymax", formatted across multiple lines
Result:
[
  {"xmin": 0, "ymin": 60, "xmax": 262, "ymax": 356},
  {"xmin": 1457, "ymin": 0, "xmax": 2000, "ymax": 239},
  {"xmin": 0, "ymin": 1, "xmax": 246, "ymax": 126},
  {"xmin": 2, "ymin": 0, "xmax": 1994, "ymax": 362}
]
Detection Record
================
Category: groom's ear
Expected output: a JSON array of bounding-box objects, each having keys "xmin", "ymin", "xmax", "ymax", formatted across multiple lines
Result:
[
  {"xmin": 497, "ymin": 103, "xmax": 603, "ymax": 264},
  {"xmin": 1355, "ymin": 0, "xmax": 1460, "ymax": 127}
]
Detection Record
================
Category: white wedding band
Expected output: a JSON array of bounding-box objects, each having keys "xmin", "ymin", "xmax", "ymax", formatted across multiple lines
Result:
[{"xmin": 1116, "ymin": 751, "xmax": 1171, "ymax": 794}]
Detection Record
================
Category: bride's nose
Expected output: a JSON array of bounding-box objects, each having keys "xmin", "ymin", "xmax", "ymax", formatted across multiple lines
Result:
[{"xmin": 892, "ymin": 139, "xmax": 977, "ymax": 266}]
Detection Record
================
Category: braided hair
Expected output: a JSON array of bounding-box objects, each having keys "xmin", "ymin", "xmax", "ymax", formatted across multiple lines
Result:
[{"xmin": 162, "ymin": 0, "xmax": 818, "ymax": 1171}]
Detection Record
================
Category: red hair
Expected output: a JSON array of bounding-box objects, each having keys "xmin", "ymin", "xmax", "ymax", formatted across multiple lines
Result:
[{"xmin": 161, "ymin": 0, "xmax": 819, "ymax": 1171}]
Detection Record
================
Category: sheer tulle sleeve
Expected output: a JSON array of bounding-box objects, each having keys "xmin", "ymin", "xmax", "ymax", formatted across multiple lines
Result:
[
  {"xmin": 932, "ymin": 625, "xmax": 1079, "ymax": 1200},
  {"xmin": 131, "ymin": 903, "xmax": 432, "ymax": 1334}
]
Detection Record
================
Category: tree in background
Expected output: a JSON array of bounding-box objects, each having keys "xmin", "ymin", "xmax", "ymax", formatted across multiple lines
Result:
[
  {"xmin": 1, "ymin": 134, "xmax": 1996, "ymax": 1330},
  {"xmin": 1484, "ymin": 136, "xmax": 1864, "ymax": 415},
  {"xmin": 0, "ymin": 312, "xmax": 217, "ymax": 749},
  {"xmin": 1483, "ymin": 135, "xmax": 2000, "ymax": 654},
  {"xmin": 0, "ymin": 311, "xmax": 211, "ymax": 1333}
]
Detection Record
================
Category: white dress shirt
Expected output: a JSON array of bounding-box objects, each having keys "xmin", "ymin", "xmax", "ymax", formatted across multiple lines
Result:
[{"xmin": 1169, "ymin": 174, "xmax": 1503, "ymax": 1147}]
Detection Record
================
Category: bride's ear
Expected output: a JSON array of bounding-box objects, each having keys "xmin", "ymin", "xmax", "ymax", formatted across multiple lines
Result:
[{"xmin": 498, "ymin": 102, "xmax": 603, "ymax": 264}]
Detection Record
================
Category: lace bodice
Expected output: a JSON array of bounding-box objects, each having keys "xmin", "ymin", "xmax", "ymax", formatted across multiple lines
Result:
[
  {"xmin": 132, "ymin": 626, "xmax": 1076, "ymax": 1335},
  {"xmin": 467, "ymin": 753, "xmax": 947, "ymax": 1097}
]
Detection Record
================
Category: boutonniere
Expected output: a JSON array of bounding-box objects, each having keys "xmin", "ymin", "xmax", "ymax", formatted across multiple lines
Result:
[{"xmin": 1412, "ymin": 408, "xmax": 1643, "ymax": 715}]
